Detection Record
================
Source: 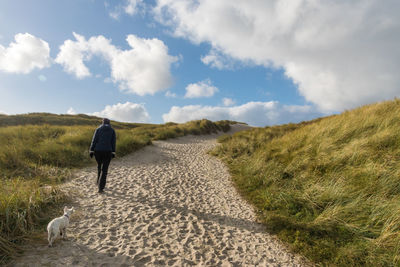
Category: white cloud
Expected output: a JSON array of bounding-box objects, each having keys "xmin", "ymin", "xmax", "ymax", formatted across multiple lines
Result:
[
  {"xmin": 162, "ymin": 101, "xmax": 321, "ymax": 126},
  {"xmin": 125, "ymin": 0, "xmax": 142, "ymax": 15},
  {"xmin": 109, "ymin": 0, "xmax": 144, "ymax": 19},
  {"xmin": 92, "ymin": 102, "xmax": 150, "ymax": 123},
  {"xmin": 184, "ymin": 79, "xmax": 218, "ymax": 98},
  {"xmin": 222, "ymin": 97, "xmax": 235, "ymax": 106},
  {"xmin": 56, "ymin": 33, "xmax": 178, "ymax": 95},
  {"xmin": 0, "ymin": 33, "xmax": 50, "ymax": 74},
  {"xmin": 165, "ymin": 90, "xmax": 177, "ymax": 98},
  {"xmin": 155, "ymin": 0, "xmax": 400, "ymax": 112},
  {"xmin": 104, "ymin": 77, "xmax": 113, "ymax": 83},
  {"xmin": 38, "ymin": 74, "xmax": 47, "ymax": 82},
  {"xmin": 109, "ymin": 11, "xmax": 120, "ymax": 20},
  {"xmin": 201, "ymin": 49, "xmax": 236, "ymax": 70},
  {"xmin": 55, "ymin": 33, "xmax": 91, "ymax": 79},
  {"xmin": 67, "ymin": 107, "xmax": 77, "ymax": 115}
]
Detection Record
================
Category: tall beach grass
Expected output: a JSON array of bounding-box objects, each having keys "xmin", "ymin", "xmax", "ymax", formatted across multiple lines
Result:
[
  {"xmin": 212, "ymin": 99, "xmax": 400, "ymax": 266},
  {"xmin": 0, "ymin": 116, "xmax": 231, "ymax": 262}
]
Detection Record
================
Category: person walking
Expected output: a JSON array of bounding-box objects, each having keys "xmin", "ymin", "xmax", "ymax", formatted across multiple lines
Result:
[{"xmin": 89, "ymin": 118, "xmax": 116, "ymax": 193}]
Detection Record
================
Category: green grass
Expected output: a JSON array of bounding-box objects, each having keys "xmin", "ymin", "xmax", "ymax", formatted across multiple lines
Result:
[
  {"xmin": 0, "ymin": 113, "xmax": 148, "ymax": 129},
  {"xmin": 0, "ymin": 115, "xmax": 232, "ymax": 263},
  {"xmin": 211, "ymin": 99, "xmax": 400, "ymax": 266}
]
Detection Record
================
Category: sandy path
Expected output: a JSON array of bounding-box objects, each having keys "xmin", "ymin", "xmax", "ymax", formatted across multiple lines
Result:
[{"xmin": 10, "ymin": 125, "xmax": 309, "ymax": 266}]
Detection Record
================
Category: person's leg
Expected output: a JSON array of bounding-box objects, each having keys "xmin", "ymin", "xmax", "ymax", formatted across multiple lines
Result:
[
  {"xmin": 98, "ymin": 152, "xmax": 112, "ymax": 192},
  {"xmin": 94, "ymin": 152, "xmax": 104, "ymax": 186}
]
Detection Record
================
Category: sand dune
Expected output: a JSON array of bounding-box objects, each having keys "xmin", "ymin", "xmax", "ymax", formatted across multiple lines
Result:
[{"xmin": 10, "ymin": 125, "xmax": 309, "ymax": 266}]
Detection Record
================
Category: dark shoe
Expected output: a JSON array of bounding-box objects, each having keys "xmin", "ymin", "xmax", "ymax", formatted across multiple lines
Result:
[{"xmin": 98, "ymin": 189, "xmax": 104, "ymax": 194}]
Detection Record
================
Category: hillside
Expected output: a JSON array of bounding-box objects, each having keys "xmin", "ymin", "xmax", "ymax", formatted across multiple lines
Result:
[
  {"xmin": 0, "ymin": 113, "xmax": 148, "ymax": 129},
  {"xmin": 212, "ymin": 99, "xmax": 400, "ymax": 266}
]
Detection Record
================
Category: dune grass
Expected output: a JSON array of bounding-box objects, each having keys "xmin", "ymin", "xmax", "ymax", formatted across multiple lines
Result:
[
  {"xmin": 212, "ymin": 99, "xmax": 400, "ymax": 266},
  {"xmin": 0, "ymin": 113, "xmax": 148, "ymax": 129},
  {"xmin": 0, "ymin": 116, "xmax": 232, "ymax": 262}
]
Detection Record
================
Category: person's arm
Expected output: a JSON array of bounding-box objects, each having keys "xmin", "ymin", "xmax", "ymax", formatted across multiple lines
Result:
[{"xmin": 89, "ymin": 128, "xmax": 99, "ymax": 153}]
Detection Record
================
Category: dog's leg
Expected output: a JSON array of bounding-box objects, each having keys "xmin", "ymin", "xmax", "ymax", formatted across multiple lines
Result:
[
  {"xmin": 48, "ymin": 232, "xmax": 55, "ymax": 247},
  {"xmin": 61, "ymin": 228, "xmax": 67, "ymax": 240},
  {"xmin": 48, "ymin": 231, "xmax": 52, "ymax": 247}
]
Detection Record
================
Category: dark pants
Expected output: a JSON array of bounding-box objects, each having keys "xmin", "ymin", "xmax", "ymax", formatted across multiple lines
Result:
[{"xmin": 94, "ymin": 151, "xmax": 112, "ymax": 191}]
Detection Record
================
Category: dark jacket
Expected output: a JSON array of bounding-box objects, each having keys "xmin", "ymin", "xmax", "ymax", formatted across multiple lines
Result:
[{"xmin": 90, "ymin": 124, "xmax": 116, "ymax": 152}]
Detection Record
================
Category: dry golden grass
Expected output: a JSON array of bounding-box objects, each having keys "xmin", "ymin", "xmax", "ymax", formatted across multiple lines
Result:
[
  {"xmin": 212, "ymin": 99, "xmax": 400, "ymax": 266},
  {"xmin": 0, "ymin": 116, "xmax": 232, "ymax": 263}
]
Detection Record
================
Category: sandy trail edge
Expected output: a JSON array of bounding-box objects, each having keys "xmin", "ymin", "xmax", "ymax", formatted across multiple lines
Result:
[{"xmin": 9, "ymin": 124, "xmax": 311, "ymax": 266}]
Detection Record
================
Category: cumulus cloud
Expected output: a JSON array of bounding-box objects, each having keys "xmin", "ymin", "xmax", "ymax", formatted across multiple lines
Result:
[
  {"xmin": 55, "ymin": 33, "xmax": 92, "ymax": 79},
  {"xmin": 165, "ymin": 90, "xmax": 177, "ymax": 98},
  {"xmin": 222, "ymin": 97, "xmax": 235, "ymax": 106},
  {"xmin": 155, "ymin": 0, "xmax": 400, "ymax": 112},
  {"xmin": 0, "ymin": 33, "xmax": 50, "ymax": 74},
  {"xmin": 184, "ymin": 79, "xmax": 218, "ymax": 98},
  {"xmin": 125, "ymin": 0, "xmax": 143, "ymax": 15},
  {"xmin": 56, "ymin": 32, "xmax": 177, "ymax": 95},
  {"xmin": 67, "ymin": 107, "xmax": 77, "ymax": 115},
  {"xmin": 162, "ymin": 101, "xmax": 321, "ymax": 126},
  {"xmin": 109, "ymin": 0, "xmax": 144, "ymax": 19},
  {"xmin": 92, "ymin": 102, "xmax": 150, "ymax": 123},
  {"xmin": 201, "ymin": 49, "xmax": 236, "ymax": 70}
]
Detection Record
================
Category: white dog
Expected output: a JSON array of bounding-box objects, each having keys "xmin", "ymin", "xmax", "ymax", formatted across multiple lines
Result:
[{"xmin": 47, "ymin": 206, "xmax": 74, "ymax": 247}]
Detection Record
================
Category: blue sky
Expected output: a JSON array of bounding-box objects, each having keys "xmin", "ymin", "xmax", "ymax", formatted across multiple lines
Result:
[{"xmin": 0, "ymin": 0, "xmax": 399, "ymax": 126}]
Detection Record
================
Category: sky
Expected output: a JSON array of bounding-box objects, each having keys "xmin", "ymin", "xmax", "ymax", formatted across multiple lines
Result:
[{"xmin": 0, "ymin": 0, "xmax": 399, "ymax": 126}]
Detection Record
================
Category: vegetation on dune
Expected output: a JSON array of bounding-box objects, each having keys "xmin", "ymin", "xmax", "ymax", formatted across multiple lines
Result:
[
  {"xmin": 0, "ymin": 115, "xmax": 232, "ymax": 263},
  {"xmin": 212, "ymin": 99, "xmax": 400, "ymax": 266},
  {"xmin": 0, "ymin": 113, "xmax": 148, "ymax": 129}
]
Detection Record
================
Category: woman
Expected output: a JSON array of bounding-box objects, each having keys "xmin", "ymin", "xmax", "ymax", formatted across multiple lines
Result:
[{"xmin": 89, "ymin": 118, "xmax": 116, "ymax": 193}]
